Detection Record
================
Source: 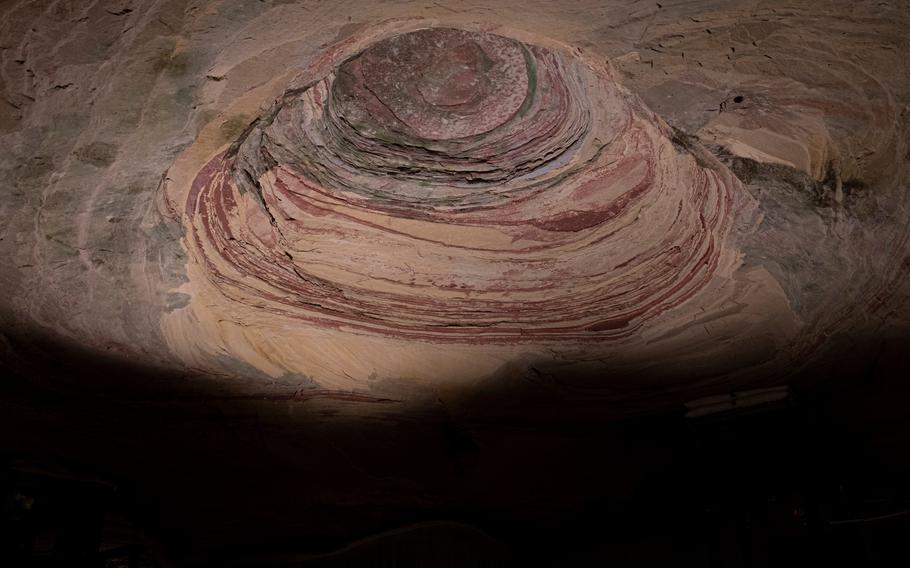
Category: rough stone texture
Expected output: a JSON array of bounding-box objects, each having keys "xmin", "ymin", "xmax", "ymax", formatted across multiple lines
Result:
[
  {"xmin": 2, "ymin": 1, "xmax": 908, "ymax": 399},
  {"xmin": 160, "ymin": 22, "xmax": 772, "ymax": 397},
  {"xmin": 1, "ymin": 0, "xmax": 909, "ymax": 563}
]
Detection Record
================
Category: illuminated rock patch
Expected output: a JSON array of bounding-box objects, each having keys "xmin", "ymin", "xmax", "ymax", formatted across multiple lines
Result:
[{"xmin": 173, "ymin": 25, "xmax": 745, "ymax": 352}]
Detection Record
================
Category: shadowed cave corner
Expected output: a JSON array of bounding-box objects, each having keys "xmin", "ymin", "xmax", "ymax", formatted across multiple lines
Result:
[{"xmin": 2, "ymin": 326, "xmax": 910, "ymax": 567}]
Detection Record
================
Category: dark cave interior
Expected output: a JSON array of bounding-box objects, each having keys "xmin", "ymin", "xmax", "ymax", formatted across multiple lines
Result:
[{"xmin": 3, "ymin": 332, "xmax": 910, "ymax": 567}]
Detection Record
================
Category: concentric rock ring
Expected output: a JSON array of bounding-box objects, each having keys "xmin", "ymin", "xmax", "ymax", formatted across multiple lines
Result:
[
  {"xmin": 344, "ymin": 27, "xmax": 530, "ymax": 140},
  {"xmin": 173, "ymin": 24, "xmax": 743, "ymax": 347}
]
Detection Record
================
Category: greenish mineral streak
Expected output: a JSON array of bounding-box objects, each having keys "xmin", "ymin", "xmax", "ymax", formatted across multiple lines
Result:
[{"xmin": 517, "ymin": 45, "xmax": 537, "ymax": 119}]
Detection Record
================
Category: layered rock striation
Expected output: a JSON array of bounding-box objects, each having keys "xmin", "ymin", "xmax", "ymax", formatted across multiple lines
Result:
[
  {"xmin": 172, "ymin": 25, "xmax": 745, "ymax": 352},
  {"xmin": 2, "ymin": 1, "xmax": 908, "ymax": 403}
]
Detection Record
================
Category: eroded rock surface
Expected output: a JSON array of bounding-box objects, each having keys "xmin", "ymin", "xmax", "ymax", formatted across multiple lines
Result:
[
  {"xmin": 2, "ymin": 1, "xmax": 910, "ymax": 562},
  {"xmin": 1, "ymin": 0, "xmax": 908, "ymax": 414}
]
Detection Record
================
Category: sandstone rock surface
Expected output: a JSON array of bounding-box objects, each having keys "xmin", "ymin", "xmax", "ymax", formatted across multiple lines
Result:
[
  {"xmin": 2, "ymin": 0, "xmax": 909, "ymax": 409},
  {"xmin": 2, "ymin": 3, "xmax": 910, "ymax": 559}
]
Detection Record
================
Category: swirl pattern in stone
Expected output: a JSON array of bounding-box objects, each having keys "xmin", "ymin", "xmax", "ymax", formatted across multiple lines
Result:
[{"xmin": 180, "ymin": 26, "xmax": 741, "ymax": 344}]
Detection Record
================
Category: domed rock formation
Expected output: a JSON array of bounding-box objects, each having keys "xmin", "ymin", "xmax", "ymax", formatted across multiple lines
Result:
[
  {"xmin": 1, "ymin": 1, "xmax": 910, "ymax": 564},
  {"xmin": 158, "ymin": 21, "xmax": 771, "ymax": 392},
  {"xmin": 2, "ymin": 0, "xmax": 906, "ymax": 404}
]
